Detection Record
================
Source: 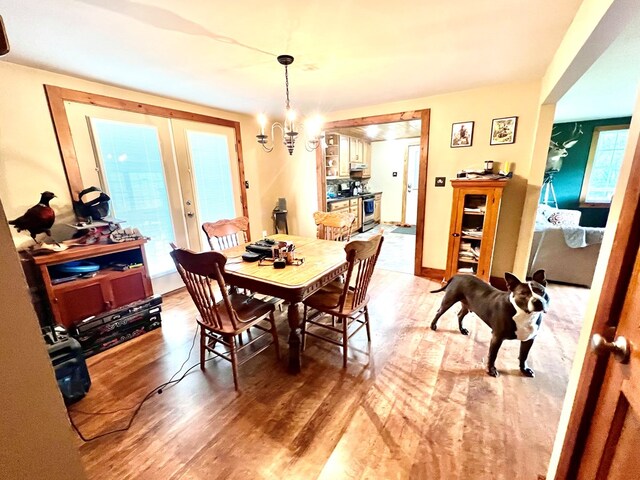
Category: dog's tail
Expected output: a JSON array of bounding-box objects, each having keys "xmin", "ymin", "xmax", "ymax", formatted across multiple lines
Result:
[{"xmin": 430, "ymin": 280, "xmax": 450, "ymax": 293}]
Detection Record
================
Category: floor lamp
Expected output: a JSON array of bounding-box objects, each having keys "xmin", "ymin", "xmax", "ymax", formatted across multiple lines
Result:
[{"xmin": 541, "ymin": 170, "xmax": 558, "ymax": 208}]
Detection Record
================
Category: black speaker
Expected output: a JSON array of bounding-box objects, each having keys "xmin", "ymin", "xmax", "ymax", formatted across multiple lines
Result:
[{"xmin": 0, "ymin": 16, "xmax": 9, "ymax": 56}]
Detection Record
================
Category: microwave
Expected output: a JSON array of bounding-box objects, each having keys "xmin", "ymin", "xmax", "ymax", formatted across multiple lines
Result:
[{"xmin": 350, "ymin": 163, "xmax": 366, "ymax": 171}]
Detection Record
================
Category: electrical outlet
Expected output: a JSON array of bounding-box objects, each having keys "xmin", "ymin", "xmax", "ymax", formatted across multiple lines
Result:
[
  {"xmin": 392, "ymin": 172, "xmax": 398, "ymax": 177},
  {"xmin": 435, "ymin": 177, "xmax": 446, "ymax": 187}
]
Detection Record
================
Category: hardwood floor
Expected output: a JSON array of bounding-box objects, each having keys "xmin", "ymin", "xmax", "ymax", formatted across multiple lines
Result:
[{"xmin": 71, "ymin": 271, "xmax": 587, "ymax": 479}]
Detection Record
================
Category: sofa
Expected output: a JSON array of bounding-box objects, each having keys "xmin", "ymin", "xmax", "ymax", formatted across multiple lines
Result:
[{"xmin": 527, "ymin": 205, "xmax": 605, "ymax": 287}]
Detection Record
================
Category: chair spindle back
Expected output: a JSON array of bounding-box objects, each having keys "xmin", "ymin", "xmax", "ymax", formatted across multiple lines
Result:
[
  {"xmin": 170, "ymin": 248, "xmax": 239, "ymax": 331},
  {"xmin": 313, "ymin": 211, "xmax": 356, "ymax": 241},
  {"xmin": 202, "ymin": 217, "xmax": 249, "ymax": 250},
  {"xmin": 340, "ymin": 234, "xmax": 384, "ymax": 312}
]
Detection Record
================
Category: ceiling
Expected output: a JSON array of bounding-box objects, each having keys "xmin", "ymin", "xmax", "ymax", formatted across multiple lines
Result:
[
  {"xmin": 329, "ymin": 120, "xmax": 422, "ymax": 142},
  {"xmin": 555, "ymin": 5, "xmax": 640, "ymax": 123},
  {"xmin": 0, "ymin": 0, "xmax": 583, "ymax": 119}
]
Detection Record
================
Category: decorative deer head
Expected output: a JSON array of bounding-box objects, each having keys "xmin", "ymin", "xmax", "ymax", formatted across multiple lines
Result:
[{"xmin": 546, "ymin": 123, "xmax": 583, "ymax": 172}]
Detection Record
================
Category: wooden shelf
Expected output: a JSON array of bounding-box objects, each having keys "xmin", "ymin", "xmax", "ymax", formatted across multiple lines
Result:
[
  {"xmin": 463, "ymin": 211, "xmax": 485, "ymax": 216},
  {"xmin": 461, "ymin": 235, "xmax": 483, "ymax": 240},
  {"xmin": 52, "ymin": 267, "xmax": 144, "ymax": 293},
  {"xmin": 30, "ymin": 239, "xmax": 147, "ymax": 266},
  {"xmin": 458, "ymin": 257, "xmax": 479, "ymax": 264}
]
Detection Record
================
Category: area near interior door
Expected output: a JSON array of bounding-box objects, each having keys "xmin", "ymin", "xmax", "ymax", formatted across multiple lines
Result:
[{"xmin": 324, "ymin": 119, "xmax": 423, "ymax": 274}]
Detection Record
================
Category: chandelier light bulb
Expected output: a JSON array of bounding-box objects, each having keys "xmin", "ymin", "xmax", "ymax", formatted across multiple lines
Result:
[{"xmin": 257, "ymin": 113, "xmax": 267, "ymax": 134}]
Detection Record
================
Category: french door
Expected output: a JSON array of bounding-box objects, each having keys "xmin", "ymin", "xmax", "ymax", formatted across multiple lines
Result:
[
  {"xmin": 402, "ymin": 144, "xmax": 420, "ymax": 225},
  {"xmin": 66, "ymin": 103, "xmax": 243, "ymax": 294},
  {"xmin": 171, "ymin": 119, "xmax": 244, "ymax": 250}
]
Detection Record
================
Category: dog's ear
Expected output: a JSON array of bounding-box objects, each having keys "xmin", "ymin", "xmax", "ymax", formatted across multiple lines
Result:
[
  {"xmin": 505, "ymin": 272, "xmax": 521, "ymax": 291},
  {"xmin": 532, "ymin": 269, "xmax": 547, "ymax": 287}
]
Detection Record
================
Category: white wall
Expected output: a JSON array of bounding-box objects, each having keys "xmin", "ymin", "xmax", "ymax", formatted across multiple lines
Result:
[
  {"xmin": 368, "ymin": 138, "xmax": 420, "ymax": 223},
  {"xmin": 0, "ymin": 197, "xmax": 87, "ymax": 479}
]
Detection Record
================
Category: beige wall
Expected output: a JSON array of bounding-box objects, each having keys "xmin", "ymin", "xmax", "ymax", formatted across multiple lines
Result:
[
  {"xmin": 316, "ymin": 80, "xmax": 546, "ymax": 277},
  {"xmin": 368, "ymin": 138, "xmax": 419, "ymax": 223},
  {"xmin": 0, "ymin": 198, "xmax": 87, "ymax": 479},
  {"xmin": 0, "ymin": 61, "xmax": 271, "ymax": 247}
]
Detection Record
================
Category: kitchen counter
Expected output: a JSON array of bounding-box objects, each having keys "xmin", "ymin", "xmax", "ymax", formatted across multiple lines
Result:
[{"xmin": 326, "ymin": 191, "xmax": 382, "ymax": 203}]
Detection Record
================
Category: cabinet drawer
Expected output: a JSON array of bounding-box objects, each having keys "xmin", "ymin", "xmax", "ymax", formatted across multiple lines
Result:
[
  {"xmin": 329, "ymin": 200, "xmax": 349, "ymax": 211},
  {"xmin": 349, "ymin": 199, "xmax": 359, "ymax": 207}
]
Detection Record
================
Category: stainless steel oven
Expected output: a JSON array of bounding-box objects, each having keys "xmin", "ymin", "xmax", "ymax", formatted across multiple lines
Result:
[{"xmin": 361, "ymin": 195, "xmax": 375, "ymax": 232}]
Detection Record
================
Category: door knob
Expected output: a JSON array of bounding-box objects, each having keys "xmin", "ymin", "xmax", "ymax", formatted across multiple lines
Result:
[
  {"xmin": 186, "ymin": 211, "xmax": 195, "ymax": 218},
  {"xmin": 591, "ymin": 333, "xmax": 630, "ymax": 363}
]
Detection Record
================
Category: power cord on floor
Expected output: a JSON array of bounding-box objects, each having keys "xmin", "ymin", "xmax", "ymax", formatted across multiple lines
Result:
[{"xmin": 68, "ymin": 325, "xmax": 206, "ymax": 442}]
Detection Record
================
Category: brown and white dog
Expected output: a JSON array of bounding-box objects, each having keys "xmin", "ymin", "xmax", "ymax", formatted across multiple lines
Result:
[{"xmin": 430, "ymin": 270, "xmax": 549, "ymax": 377}]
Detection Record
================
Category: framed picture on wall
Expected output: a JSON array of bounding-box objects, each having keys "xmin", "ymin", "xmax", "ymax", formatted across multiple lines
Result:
[
  {"xmin": 450, "ymin": 121, "xmax": 474, "ymax": 148},
  {"xmin": 490, "ymin": 116, "xmax": 518, "ymax": 145}
]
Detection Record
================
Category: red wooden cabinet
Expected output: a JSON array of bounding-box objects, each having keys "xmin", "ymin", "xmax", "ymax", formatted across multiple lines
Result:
[{"xmin": 28, "ymin": 240, "xmax": 153, "ymax": 329}]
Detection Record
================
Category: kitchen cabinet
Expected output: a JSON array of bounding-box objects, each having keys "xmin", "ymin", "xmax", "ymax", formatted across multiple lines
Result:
[
  {"xmin": 26, "ymin": 240, "xmax": 153, "ymax": 329},
  {"xmin": 328, "ymin": 199, "xmax": 350, "ymax": 213},
  {"xmin": 444, "ymin": 179, "xmax": 508, "ymax": 282},
  {"xmin": 349, "ymin": 198, "xmax": 362, "ymax": 234},
  {"xmin": 362, "ymin": 141, "xmax": 371, "ymax": 178},
  {"xmin": 374, "ymin": 193, "xmax": 381, "ymax": 223},
  {"xmin": 349, "ymin": 137, "xmax": 365, "ymax": 165},
  {"xmin": 325, "ymin": 133, "xmax": 350, "ymax": 179},
  {"xmin": 339, "ymin": 135, "xmax": 350, "ymax": 178}
]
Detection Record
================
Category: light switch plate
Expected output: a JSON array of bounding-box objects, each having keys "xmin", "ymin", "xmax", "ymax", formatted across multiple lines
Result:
[
  {"xmin": 435, "ymin": 177, "xmax": 446, "ymax": 187},
  {"xmin": 392, "ymin": 172, "xmax": 398, "ymax": 177}
]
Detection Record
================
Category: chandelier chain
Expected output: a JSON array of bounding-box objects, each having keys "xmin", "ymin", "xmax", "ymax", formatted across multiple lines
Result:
[{"xmin": 284, "ymin": 65, "xmax": 290, "ymax": 111}]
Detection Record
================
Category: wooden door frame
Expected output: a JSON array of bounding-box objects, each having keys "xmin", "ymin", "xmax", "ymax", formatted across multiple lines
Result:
[
  {"xmin": 555, "ymin": 125, "xmax": 640, "ymax": 479},
  {"xmin": 44, "ymin": 85, "xmax": 251, "ymax": 239},
  {"xmin": 316, "ymin": 110, "xmax": 430, "ymax": 276}
]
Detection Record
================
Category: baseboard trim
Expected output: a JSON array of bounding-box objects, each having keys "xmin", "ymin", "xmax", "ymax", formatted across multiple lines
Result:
[{"xmin": 420, "ymin": 267, "xmax": 445, "ymax": 282}]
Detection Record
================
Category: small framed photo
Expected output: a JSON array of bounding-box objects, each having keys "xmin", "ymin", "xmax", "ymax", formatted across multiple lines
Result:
[
  {"xmin": 490, "ymin": 116, "xmax": 518, "ymax": 145},
  {"xmin": 450, "ymin": 121, "xmax": 474, "ymax": 148}
]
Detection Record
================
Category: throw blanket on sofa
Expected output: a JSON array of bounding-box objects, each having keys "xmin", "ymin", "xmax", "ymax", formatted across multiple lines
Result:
[{"xmin": 562, "ymin": 226, "xmax": 605, "ymax": 248}]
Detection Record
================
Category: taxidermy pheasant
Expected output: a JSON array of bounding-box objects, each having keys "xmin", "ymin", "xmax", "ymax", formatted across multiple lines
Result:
[{"xmin": 9, "ymin": 191, "xmax": 57, "ymax": 243}]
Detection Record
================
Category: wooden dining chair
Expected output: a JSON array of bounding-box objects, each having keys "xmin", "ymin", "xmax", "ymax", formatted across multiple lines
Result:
[
  {"xmin": 313, "ymin": 211, "xmax": 356, "ymax": 241},
  {"xmin": 301, "ymin": 234, "xmax": 384, "ymax": 367},
  {"xmin": 202, "ymin": 216, "xmax": 249, "ymax": 251},
  {"xmin": 170, "ymin": 247, "xmax": 279, "ymax": 390}
]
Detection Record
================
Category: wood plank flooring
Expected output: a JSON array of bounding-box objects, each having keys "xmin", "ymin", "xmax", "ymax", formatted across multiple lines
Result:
[{"xmin": 71, "ymin": 270, "xmax": 587, "ymax": 479}]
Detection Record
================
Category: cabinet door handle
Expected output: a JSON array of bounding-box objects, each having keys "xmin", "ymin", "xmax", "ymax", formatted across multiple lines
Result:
[{"xmin": 452, "ymin": 233, "xmax": 460, "ymax": 237}]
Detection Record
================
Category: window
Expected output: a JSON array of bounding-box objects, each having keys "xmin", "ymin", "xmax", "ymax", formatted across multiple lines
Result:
[{"xmin": 580, "ymin": 125, "xmax": 629, "ymax": 206}]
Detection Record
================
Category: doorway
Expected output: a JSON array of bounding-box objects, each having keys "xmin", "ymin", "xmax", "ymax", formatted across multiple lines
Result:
[{"xmin": 316, "ymin": 110, "xmax": 430, "ymax": 276}]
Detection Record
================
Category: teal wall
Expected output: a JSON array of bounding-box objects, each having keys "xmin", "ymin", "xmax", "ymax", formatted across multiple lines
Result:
[{"xmin": 545, "ymin": 116, "xmax": 631, "ymax": 227}]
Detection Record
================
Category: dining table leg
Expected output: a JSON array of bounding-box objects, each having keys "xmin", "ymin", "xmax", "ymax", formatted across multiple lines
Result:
[{"xmin": 287, "ymin": 301, "xmax": 302, "ymax": 373}]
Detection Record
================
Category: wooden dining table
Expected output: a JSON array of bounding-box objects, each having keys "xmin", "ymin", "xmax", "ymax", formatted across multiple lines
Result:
[{"xmin": 221, "ymin": 234, "xmax": 349, "ymax": 373}]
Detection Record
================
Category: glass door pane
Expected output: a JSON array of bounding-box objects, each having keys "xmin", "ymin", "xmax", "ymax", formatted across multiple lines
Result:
[
  {"xmin": 90, "ymin": 119, "xmax": 175, "ymax": 277},
  {"xmin": 457, "ymin": 193, "xmax": 487, "ymax": 275},
  {"xmin": 172, "ymin": 120, "xmax": 243, "ymax": 251}
]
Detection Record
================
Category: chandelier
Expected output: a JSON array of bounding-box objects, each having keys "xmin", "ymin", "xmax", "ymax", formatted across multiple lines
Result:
[{"xmin": 256, "ymin": 54, "xmax": 323, "ymax": 155}]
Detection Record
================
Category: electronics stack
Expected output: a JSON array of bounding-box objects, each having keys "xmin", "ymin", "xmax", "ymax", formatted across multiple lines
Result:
[{"xmin": 71, "ymin": 295, "xmax": 163, "ymax": 357}]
